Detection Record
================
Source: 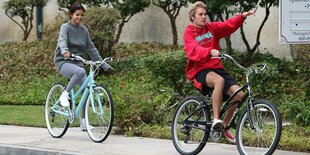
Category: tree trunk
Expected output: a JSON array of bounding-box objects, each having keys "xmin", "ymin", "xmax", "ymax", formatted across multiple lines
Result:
[
  {"xmin": 170, "ymin": 18, "xmax": 178, "ymax": 46},
  {"xmin": 23, "ymin": 27, "xmax": 32, "ymax": 41},
  {"xmin": 23, "ymin": 32, "xmax": 28, "ymax": 41},
  {"xmin": 224, "ymin": 37, "xmax": 232, "ymax": 54},
  {"xmin": 115, "ymin": 19, "xmax": 125, "ymax": 43}
]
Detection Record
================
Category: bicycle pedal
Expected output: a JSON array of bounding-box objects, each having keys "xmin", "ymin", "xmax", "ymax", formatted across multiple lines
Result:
[{"xmin": 210, "ymin": 130, "xmax": 223, "ymax": 142}]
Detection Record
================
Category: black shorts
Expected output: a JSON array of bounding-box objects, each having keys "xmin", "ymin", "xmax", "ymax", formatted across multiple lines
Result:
[{"xmin": 195, "ymin": 69, "xmax": 238, "ymax": 96}]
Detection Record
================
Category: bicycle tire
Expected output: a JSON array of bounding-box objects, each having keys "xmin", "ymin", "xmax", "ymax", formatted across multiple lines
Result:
[
  {"xmin": 45, "ymin": 83, "xmax": 70, "ymax": 138},
  {"xmin": 236, "ymin": 99, "xmax": 282, "ymax": 155},
  {"xmin": 85, "ymin": 85, "xmax": 114, "ymax": 143},
  {"xmin": 171, "ymin": 96, "xmax": 210, "ymax": 155}
]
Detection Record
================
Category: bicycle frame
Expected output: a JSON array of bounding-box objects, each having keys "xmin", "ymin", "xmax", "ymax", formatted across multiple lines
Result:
[
  {"xmin": 51, "ymin": 61, "xmax": 103, "ymax": 120},
  {"xmin": 183, "ymin": 54, "xmax": 266, "ymax": 133},
  {"xmin": 70, "ymin": 72, "xmax": 95, "ymax": 118},
  {"xmin": 183, "ymin": 84, "xmax": 251, "ymax": 133}
]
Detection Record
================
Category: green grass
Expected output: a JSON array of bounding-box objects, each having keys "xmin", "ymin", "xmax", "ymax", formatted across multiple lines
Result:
[
  {"xmin": 0, "ymin": 105, "xmax": 45, "ymax": 127},
  {"xmin": 0, "ymin": 105, "xmax": 81, "ymax": 127}
]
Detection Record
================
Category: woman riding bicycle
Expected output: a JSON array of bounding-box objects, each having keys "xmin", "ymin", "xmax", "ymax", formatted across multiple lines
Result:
[
  {"xmin": 53, "ymin": 2, "xmax": 113, "ymax": 131},
  {"xmin": 183, "ymin": 1, "xmax": 254, "ymax": 143}
]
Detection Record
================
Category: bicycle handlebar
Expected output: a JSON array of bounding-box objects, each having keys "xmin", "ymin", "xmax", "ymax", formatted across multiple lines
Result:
[
  {"xmin": 212, "ymin": 53, "xmax": 267, "ymax": 74},
  {"xmin": 66, "ymin": 54, "xmax": 114, "ymax": 66}
]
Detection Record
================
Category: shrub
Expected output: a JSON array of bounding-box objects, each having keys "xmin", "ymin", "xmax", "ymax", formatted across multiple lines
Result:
[
  {"xmin": 112, "ymin": 42, "xmax": 181, "ymax": 58},
  {"xmin": 43, "ymin": 14, "xmax": 67, "ymax": 48},
  {"xmin": 291, "ymin": 44, "xmax": 310, "ymax": 99},
  {"xmin": 0, "ymin": 41, "xmax": 55, "ymax": 82},
  {"xmin": 280, "ymin": 94, "xmax": 310, "ymax": 126},
  {"xmin": 84, "ymin": 7, "xmax": 120, "ymax": 57},
  {"xmin": 97, "ymin": 68, "xmax": 175, "ymax": 133},
  {"xmin": 142, "ymin": 50, "xmax": 188, "ymax": 97},
  {"xmin": 112, "ymin": 56, "xmax": 143, "ymax": 72}
]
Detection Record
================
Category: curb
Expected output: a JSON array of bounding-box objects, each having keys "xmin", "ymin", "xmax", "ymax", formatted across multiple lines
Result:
[{"xmin": 0, "ymin": 144, "xmax": 77, "ymax": 155}]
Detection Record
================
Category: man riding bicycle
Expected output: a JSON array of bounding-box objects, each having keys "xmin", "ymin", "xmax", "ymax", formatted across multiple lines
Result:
[{"xmin": 183, "ymin": 1, "xmax": 254, "ymax": 143}]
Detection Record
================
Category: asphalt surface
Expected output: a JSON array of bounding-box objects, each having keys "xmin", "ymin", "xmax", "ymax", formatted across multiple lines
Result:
[{"xmin": 0, "ymin": 125, "xmax": 309, "ymax": 155}]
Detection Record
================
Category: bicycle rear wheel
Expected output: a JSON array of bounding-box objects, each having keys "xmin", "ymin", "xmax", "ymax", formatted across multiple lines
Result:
[
  {"xmin": 236, "ymin": 100, "xmax": 282, "ymax": 155},
  {"xmin": 85, "ymin": 85, "xmax": 114, "ymax": 143},
  {"xmin": 171, "ymin": 97, "xmax": 209, "ymax": 155},
  {"xmin": 45, "ymin": 83, "xmax": 69, "ymax": 138}
]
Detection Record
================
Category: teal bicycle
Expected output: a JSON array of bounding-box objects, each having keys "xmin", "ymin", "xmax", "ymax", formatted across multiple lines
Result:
[{"xmin": 45, "ymin": 55, "xmax": 114, "ymax": 143}]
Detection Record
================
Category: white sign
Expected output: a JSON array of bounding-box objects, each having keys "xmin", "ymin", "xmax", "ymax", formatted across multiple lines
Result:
[{"xmin": 280, "ymin": 0, "xmax": 310, "ymax": 44}]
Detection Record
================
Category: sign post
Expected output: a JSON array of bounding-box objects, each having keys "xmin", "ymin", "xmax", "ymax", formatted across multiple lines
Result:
[{"xmin": 36, "ymin": 6, "xmax": 43, "ymax": 40}]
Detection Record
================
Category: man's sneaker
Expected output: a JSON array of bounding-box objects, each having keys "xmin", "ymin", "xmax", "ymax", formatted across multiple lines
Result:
[
  {"xmin": 212, "ymin": 119, "xmax": 224, "ymax": 131},
  {"xmin": 80, "ymin": 118, "xmax": 94, "ymax": 132},
  {"xmin": 224, "ymin": 129, "xmax": 236, "ymax": 143},
  {"xmin": 59, "ymin": 91, "xmax": 70, "ymax": 107}
]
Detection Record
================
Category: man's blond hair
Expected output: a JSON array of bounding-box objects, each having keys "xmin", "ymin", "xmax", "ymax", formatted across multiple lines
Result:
[{"xmin": 189, "ymin": 1, "xmax": 207, "ymax": 22}]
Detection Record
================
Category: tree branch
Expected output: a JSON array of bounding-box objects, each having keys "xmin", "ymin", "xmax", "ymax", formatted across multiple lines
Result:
[
  {"xmin": 124, "ymin": 14, "xmax": 134, "ymax": 23},
  {"xmin": 5, "ymin": 11, "xmax": 26, "ymax": 32},
  {"xmin": 240, "ymin": 25, "xmax": 251, "ymax": 51}
]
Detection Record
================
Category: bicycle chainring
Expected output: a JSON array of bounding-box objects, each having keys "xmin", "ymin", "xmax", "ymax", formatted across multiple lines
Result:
[{"xmin": 68, "ymin": 109, "xmax": 75, "ymax": 124}]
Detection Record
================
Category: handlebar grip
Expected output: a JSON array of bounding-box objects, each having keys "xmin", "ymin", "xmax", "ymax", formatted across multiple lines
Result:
[
  {"xmin": 64, "ymin": 54, "xmax": 76, "ymax": 60},
  {"xmin": 69, "ymin": 54, "xmax": 76, "ymax": 58},
  {"xmin": 104, "ymin": 57, "xmax": 114, "ymax": 62},
  {"xmin": 254, "ymin": 63, "xmax": 267, "ymax": 73},
  {"xmin": 219, "ymin": 53, "xmax": 225, "ymax": 59},
  {"xmin": 257, "ymin": 64, "xmax": 267, "ymax": 70}
]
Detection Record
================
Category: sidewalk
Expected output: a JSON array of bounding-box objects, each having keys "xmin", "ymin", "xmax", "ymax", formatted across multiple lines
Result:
[{"xmin": 0, "ymin": 125, "xmax": 309, "ymax": 155}]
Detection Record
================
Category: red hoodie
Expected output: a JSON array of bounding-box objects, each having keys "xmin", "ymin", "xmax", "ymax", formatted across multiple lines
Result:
[{"xmin": 183, "ymin": 14, "xmax": 245, "ymax": 80}]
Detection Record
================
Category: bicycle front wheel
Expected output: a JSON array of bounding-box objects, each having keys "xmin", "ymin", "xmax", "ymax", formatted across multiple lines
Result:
[
  {"xmin": 171, "ymin": 96, "xmax": 209, "ymax": 155},
  {"xmin": 236, "ymin": 100, "xmax": 282, "ymax": 155},
  {"xmin": 85, "ymin": 85, "xmax": 114, "ymax": 143},
  {"xmin": 45, "ymin": 83, "xmax": 69, "ymax": 138}
]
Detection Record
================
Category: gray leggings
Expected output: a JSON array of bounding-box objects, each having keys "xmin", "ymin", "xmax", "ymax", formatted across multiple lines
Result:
[{"xmin": 58, "ymin": 63, "xmax": 87, "ymax": 118}]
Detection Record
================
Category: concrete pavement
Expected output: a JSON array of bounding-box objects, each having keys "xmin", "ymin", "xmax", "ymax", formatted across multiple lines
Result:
[{"xmin": 0, "ymin": 125, "xmax": 309, "ymax": 155}]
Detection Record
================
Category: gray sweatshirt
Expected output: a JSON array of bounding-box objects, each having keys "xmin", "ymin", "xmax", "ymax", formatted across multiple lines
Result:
[{"xmin": 54, "ymin": 21, "xmax": 111, "ymax": 71}]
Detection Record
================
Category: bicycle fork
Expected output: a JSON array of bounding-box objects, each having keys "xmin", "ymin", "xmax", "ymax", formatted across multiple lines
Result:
[{"xmin": 246, "ymin": 99, "xmax": 263, "ymax": 132}]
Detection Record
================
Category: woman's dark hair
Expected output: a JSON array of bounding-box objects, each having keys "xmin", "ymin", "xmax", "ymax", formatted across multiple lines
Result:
[{"xmin": 69, "ymin": 2, "xmax": 85, "ymax": 15}]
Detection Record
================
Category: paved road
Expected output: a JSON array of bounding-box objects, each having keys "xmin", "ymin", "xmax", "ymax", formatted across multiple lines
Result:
[{"xmin": 0, "ymin": 125, "xmax": 309, "ymax": 155}]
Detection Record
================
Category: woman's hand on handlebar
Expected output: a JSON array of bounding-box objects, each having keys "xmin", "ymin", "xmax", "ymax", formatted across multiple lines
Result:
[{"xmin": 63, "ymin": 51, "xmax": 71, "ymax": 58}]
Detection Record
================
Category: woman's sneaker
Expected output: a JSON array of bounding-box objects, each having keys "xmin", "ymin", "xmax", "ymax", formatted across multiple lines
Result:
[
  {"xmin": 59, "ymin": 91, "xmax": 70, "ymax": 107},
  {"xmin": 212, "ymin": 119, "xmax": 224, "ymax": 131},
  {"xmin": 224, "ymin": 129, "xmax": 236, "ymax": 143}
]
